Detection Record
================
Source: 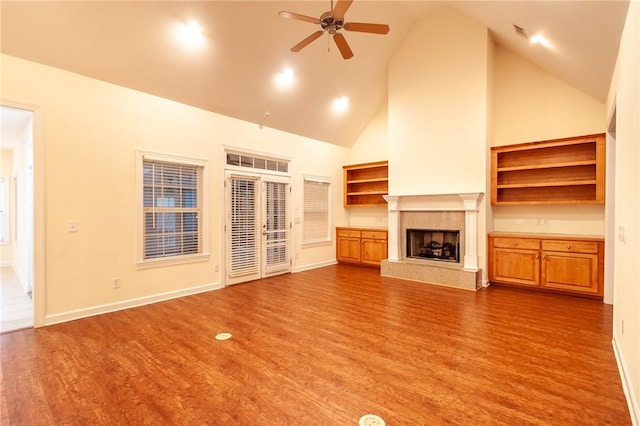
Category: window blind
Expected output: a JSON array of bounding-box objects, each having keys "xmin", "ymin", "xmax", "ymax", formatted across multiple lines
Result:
[
  {"xmin": 303, "ymin": 178, "xmax": 330, "ymax": 243},
  {"xmin": 265, "ymin": 181, "xmax": 289, "ymax": 271},
  {"xmin": 229, "ymin": 176, "xmax": 259, "ymax": 277},
  {"xmin": 143, "ymin": 159, "xmax": 202, "ymax": 259}
]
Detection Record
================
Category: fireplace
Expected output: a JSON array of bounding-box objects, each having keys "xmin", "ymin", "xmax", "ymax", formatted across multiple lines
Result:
[
  {"xmin": 406, "ymin": 229, "xmax": 460, "ymax": 263},
  {"xmin": 381, "ymin": 193, "xmax": 483, "ymax": 291}
]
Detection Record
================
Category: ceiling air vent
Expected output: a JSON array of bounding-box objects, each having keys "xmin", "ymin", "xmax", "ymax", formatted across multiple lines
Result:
[{"xmin": 513, "ymin": 24, "xmax": 528, "ymax": 39}]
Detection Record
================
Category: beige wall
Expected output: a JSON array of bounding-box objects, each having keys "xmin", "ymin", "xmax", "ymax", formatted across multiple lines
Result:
[
  {"xmin": 493, "ymin": 45, "xmax": 606, "ymax": 147},
  {"xmin": 0, "ymin": 149, "xmax": 13, "ymax": 265},
  {"xmin": 608, "ymin": 1, "xmax": 640, "ymax": 421},
  {"xmin": 1, "ymin": 54, "xmax": 349, "ymax": 322},
  {"xmin": 492, "ymin": 45, "xmax": 607, "ymax": 236},
  {"xmin": 346, "ymin": 102, "xmax": 389, "ymax": 229},
  {"xmin": 388, "ymin": 7, "xmax": 489, "ymax": 197}
]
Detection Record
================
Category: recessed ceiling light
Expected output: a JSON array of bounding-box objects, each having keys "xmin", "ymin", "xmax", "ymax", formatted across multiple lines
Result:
[
  {"xmin": 332, "ymin": 96, "xmax": 349, "ymax": 114},
  {"xmin": 530, "ymin": 34, "xmax": 552, "ymax": 49},
  {"xmin": 275, "ymin": 67, "xmax": 295, "ymax": 89},
  {"xmin": 175, "ymin": 20, "xmax": 206, "ymax": 50}
]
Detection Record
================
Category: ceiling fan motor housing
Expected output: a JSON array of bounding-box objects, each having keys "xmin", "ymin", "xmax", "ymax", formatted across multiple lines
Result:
[{"xmin": 320, "ymin": 11, "xmax": 344, "ymax": 34}]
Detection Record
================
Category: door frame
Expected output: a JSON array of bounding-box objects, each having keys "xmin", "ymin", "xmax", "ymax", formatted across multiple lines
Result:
[
  {"xmin": 222, "ymin": 162, "xmax": 293, "ymax": 287},
  {"xmin": 1, "ymin": 99, "xmax": 45, "ymax": 327}
]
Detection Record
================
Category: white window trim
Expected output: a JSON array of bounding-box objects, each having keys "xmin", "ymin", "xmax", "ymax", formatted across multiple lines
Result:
[
  {"xmin": 302, "ymin": 174, "xmax": 332, "ymax": 247},
  {"xmin": 135, "ymin": 150, "xmax": 209, "ymax": 269}
]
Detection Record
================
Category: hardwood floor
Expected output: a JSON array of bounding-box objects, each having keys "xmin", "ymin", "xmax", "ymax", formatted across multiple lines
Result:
[
  {"xmin": 0, "ymin": 264, "xmax": 630, "ymax": 425},
  {"xmin": 0, "ymin": 266, "xmax": 33, "ymax": 333}
]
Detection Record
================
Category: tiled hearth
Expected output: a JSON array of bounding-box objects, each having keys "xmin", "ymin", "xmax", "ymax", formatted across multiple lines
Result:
[{"xmin": 381, "ymin": 193, "xmax": 483, "ymax": 291}]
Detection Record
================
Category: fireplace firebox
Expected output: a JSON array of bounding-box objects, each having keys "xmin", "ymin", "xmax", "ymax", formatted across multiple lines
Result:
[{"xmin": 406, "ymin": 228, "xmax": 460, "ymax": 263}]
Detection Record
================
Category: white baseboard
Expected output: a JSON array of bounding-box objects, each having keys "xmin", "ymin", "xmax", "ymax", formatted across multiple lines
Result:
[
  {"xmin": 613, "ymin": 333, "xmax": 639, "ymax": 425},
  {"xmin": 44, "ymin": 281, "xmax": 222, "ymax": 326},
  {"xmin": 292, "ymin": 259, "xmax": 337, "ymax": 273}
]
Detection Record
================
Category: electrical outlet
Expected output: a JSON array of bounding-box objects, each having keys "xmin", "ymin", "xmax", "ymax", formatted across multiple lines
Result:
[
  {"xmin": 113, "ymin": 278, "xmax": 121, "ymax": 289},
  {"xmin": 621, "ymin": 319, "xmax": 625, "ymax": 335},
  {"xmin": 214, "ymin": 264, "xmax": 220, "ymax": 273},
  {"xmin": 618, "ymin": 226, "xmax": 627, "ymax": 244}
]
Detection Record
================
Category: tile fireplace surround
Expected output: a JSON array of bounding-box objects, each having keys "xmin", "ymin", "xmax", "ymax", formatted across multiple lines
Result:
[{"xmin": 381, "ymin": 193, "xmax": 483, "ymax": 291}]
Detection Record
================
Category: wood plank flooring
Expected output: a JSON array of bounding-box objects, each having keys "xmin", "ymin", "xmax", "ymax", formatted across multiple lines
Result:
[
  {"xmin": 0, "ymin": 264, "xmax": 630, "ymax": 425},
  {"xmin": 0, "ymin": 266, "xmax": 33, "ymax": 333}
]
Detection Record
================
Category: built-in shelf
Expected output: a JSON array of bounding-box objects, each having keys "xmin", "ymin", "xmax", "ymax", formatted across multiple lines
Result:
[
  {"xmin": 343, "ymin": 161, "xmax": 388, "ymax": 207},
  {"xmin": 491, "ymin": 134, "xmax": 605, "ymax": 205}
]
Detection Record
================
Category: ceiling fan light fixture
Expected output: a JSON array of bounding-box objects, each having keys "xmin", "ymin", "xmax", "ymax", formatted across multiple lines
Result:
[{"xmin": 279, "ymin": 0, "xmax": 389, "ymax": 59}]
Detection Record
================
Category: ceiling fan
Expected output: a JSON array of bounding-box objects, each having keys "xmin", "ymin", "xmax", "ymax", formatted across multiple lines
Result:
[{"xmin": 278, "ymin": 0, "xmax": 390, "ymax": 59}]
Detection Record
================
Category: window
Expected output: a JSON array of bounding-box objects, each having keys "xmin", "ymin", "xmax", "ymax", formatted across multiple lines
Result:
[
  {"xmin": 138, "ymin": 151, "xmax": 207, "ymax": 265},
  {"xmin": 303, "ymin": 176, "xmax": 331, "ymax": 244},
  {"xmin": 226, "ymin": 152, "xmax": 288, "ymax": 173}
]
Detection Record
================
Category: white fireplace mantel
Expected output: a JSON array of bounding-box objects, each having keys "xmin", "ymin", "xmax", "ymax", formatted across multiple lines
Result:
[{"xmin": 383, "ymin": 193, "xmax": 483, "ymax": 271}]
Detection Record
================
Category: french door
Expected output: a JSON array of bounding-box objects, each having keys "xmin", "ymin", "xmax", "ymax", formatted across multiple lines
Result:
[{"xmin": 225, "ymin": 171, "xmax": 291, "ymax": 285}]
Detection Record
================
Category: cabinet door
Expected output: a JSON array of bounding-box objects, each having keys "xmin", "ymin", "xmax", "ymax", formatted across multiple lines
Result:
[
  {"xmin": 491, "ymin": 248, "xmax": 540, "ymax": 287},
  {"xmin": 541, "ymin": 251, "xmax": 599, "ymax": 295},
  {"xmin": 337, "ymin": 236, "xmax": 362, "ymax": 264},
  {"xmin": 361, "ymin": 238, "xmax": 387, "ymax": 266}
]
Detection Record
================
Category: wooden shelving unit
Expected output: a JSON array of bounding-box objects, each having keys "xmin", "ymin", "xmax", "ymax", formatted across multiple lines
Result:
[
  {"xmin": 491, "ymin": 134, "xmax": 606, "ymax": 205},
  {"xmin": 343, "ymin": 161, "xmax": 388, "ymax": 207}
]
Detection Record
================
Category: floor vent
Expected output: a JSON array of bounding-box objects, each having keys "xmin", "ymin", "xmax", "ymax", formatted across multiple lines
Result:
[
  {"xmin": 215, "ymin": 332, "xmax": 232, "ymax": 341},
  {"xmin": 359, "ymin": 414, "xmax": 386, "ymax": 426}
]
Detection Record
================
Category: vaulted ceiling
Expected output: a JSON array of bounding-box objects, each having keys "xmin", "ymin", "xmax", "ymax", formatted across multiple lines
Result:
[{"xmin": 0, "ymin": 1, "xmax": 630, "ymax": 147}]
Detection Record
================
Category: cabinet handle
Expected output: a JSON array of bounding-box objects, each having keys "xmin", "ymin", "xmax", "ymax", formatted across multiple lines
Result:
[
  {"xmin": 514, "ymin": 242, "xmax": 518, "ymax": 247},
  {"xmin": 567, "ymin": 245, "xmax": 571, "ymax": 250}
]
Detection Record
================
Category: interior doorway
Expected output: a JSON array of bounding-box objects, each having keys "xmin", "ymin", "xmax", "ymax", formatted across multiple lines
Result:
[
  {"xmin": 224, "ymin": 171, "xmax": 291, "ymax": 285},
  {"xmin": 0, "ymin": 105, "xmax": 34, "ymax": 333}
]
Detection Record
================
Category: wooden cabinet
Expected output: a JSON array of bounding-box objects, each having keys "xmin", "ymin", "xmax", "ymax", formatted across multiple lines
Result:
[
  {"xmin": 336, "ymin": 227, "xmax": 388, "ymax": 268},
  {"xmin": 491, "ymin": 134, "xmax": 605, "ymax": 205},
  {"xmin": 488, "ymin": 233, "xmax": 604, "ymax": 298},
  {"xmin": 343, "ymin": 161, "xmax": 388, "ymax": 207},
  {"xmin": 490, "ymin": 236, "xmax": 540, "ymax": 287}
]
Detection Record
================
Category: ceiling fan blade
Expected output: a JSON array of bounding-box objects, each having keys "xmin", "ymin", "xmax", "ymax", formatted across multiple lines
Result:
[
  {"xmin": 291, "ymin": 31, "xmax": 324, "ymax": 52},
  {"xmin": 344, "ymin": 22, "xmax": 390, "ymax": 34},
  {"xmin": 279, "ymin": 11, "xmax": 321, "ymax": 25},
  {"xmin": 333, "ymin": 33, "xmax": 354, "ymax": 59},
  {"xmin": 332, "ymin": 0, "xmax": 353, "ymax": 20}
]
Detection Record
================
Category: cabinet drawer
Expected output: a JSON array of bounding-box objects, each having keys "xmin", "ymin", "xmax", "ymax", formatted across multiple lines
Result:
[
  {"xmin": 336, "ymin": 229, "xmax": 361, "ymax": 238},
  {"xmin": 542, "ymin": 240, "xmax": 598, "ymax": 254},
  {"xmin": 361, "ymin": 230, "xmax": 387, "ymax": 240},
  {"xmin": 492, "ymin": 237, "xmax": 540, "ymax": 250}
]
